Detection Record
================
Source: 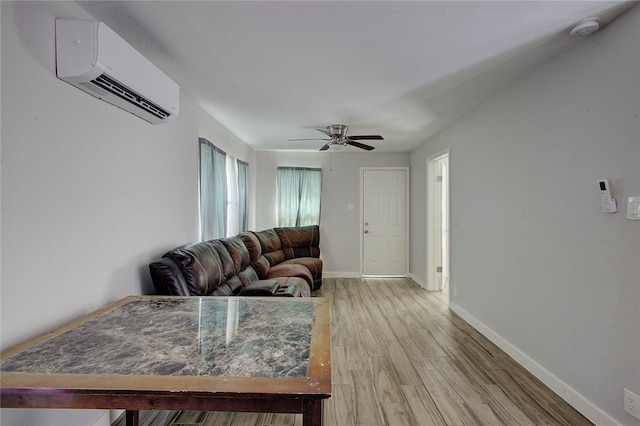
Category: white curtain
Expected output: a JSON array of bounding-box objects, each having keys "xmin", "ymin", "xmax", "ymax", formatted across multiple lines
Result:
[
  {"xmin": 199, "ymin": 138, "xmax": 249, "ymax": 239},
  {"xmin": 226, "ymin": 154, "xmax": 239, "ymax": 237},
  {"xmin": 199, "ymin": 138, "xmax": 227, "ymax": 240},
  {"xmin": 277, "ymin": 167, "xmax": 322, "ymax": 227},
  {"xmin": 237, "ymin": 160, "xmax": 249, "ymax": 232}
]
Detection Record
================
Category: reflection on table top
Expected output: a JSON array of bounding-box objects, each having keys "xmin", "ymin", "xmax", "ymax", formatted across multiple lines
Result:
[{"xmin": 2, "ymin": 297, "xmax": 317, "ymax": 379}]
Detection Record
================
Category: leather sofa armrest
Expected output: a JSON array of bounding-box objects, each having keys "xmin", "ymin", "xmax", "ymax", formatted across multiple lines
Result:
[
  {"xmin": 149, "ymin": 258, "xmax": 191, "ymax": 296},
  {"xmin": 239, "ymin": 279, "xmax": 280, "ymax": 296}
]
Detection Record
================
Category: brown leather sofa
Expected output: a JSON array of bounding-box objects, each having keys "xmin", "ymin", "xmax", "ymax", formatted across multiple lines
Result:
[{"xmin": 149, "ymin": 225, "xmax": 322, "ymax": 298}]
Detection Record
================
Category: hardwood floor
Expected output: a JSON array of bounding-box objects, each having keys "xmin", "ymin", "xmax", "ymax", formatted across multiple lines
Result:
[{"xmin": 114, "ymin": 277, "xmax": 592, "ymax": 426}]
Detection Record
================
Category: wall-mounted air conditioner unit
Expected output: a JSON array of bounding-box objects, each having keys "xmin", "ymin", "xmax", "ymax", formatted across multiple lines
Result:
[{"xmin": 55, "ymin": 19, "xmax": 179, "ymax": 124}]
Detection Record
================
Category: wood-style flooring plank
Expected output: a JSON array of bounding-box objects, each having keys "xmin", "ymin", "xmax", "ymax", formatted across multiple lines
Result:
[
  {"xmin": 400, "ymin": 385, "xmax": 448, "ymax": 426},
  {"xmin": 414, "ymin": 368, "xmax": 476, "ymax": 425},
  {"xmin": 370, "ymin": 357, "xmax": 406, "ymax": 404},
  {"xmin": 226, "ymin": 412, "xmax": 269, "ymax": 426},
  {"xmin": 544, "ymin": 403, "xmax": 595, "ymax": 426},
  {"xmin": 261, "ymin": 412, "xmax": 298, "ymax": 426},
  {"xmin": 464, "ymin": 402, "xmax": 505, "ymax": 425},
  {"xmin": 382, "ymin": 343, "xmax": 426, "ymax": 386},
  {"xmin": 437, "ymin": 365, "xmax": 488, "ymax": 406},
  {"xmin": 331, "ymin": 345, "xmax": 354, "ymax": 385},
  {"xmin": 483, "ymin": 384, "xmax": 537, "ymax": 426},
  {"xmin": 351, "ymin": 369, "xmax": 385, "ymax": 425},
  {"xmin": 115, "ymin": 277, "xmax": 592, "ymax": 426},
  {"xmin": 325, "ymin": 384, "xmax": 355, "ymax": 426},
  {"xmin": 488, "ymin": 369, "xmax": 561, "ymax": 425},
  {"xmin": 171, "ymin": 410, "xmax": 209, "ymax": 424},
  {"xmin": 440, "ymin": 344, "xmax": 497, "ymax": 386},
  {"xmin": 379, "ymin": 402, "xmax": 415, "ymax": 426}
]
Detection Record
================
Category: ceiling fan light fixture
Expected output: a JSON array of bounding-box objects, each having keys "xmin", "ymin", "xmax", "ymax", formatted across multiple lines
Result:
[{"xmin": 289, "ymin": 124, "xmax": 382, "ymax": 151}]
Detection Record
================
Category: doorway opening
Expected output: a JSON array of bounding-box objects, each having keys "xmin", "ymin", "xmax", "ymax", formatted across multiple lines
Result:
[{"xmin": 427, "ymin": 151, "xmax": 450, "ymax": 305}]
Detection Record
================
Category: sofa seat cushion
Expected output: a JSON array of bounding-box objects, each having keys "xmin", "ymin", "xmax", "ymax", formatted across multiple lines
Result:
[
  {"xmin": 280, "ymin": 257, "xmax": 323, "ymax": 281},
  {"xmin": 266, "ymin": 263, "xmax": 313, "ymax": 287}
]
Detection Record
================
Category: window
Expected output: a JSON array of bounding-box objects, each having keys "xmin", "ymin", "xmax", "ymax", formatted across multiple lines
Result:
[
  {"xmin": 277, "ymin": 167, "xmax": 322, "ymax": 227},
  {"xmin": 199, "ymin": 138, "xmax": 249, "ymax": 240},
  {"xmin": 226, "ymin": 155, "xmax": 239, "ymax": 235},
  {"xmin": 224, "ymin": 157, "xmax": 249, "ymax": 236},
  {"xmin": 237, "ymin": 160, "xmax": 249, "ymax": 232}
]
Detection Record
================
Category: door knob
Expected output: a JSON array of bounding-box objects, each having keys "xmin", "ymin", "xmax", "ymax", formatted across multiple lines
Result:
[{"xmin": 364, "ymin": 230, "xmax": 369, "ymax": 234}]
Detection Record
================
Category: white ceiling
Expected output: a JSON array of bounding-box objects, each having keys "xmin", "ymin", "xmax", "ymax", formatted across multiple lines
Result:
[{"xmin": 77, "ymin": 1, "xmax": 636, "ymax": 152}]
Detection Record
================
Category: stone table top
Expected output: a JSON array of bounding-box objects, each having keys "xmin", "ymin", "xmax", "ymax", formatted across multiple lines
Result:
[{"xmin": 2, "ymin": 297, "xmax": 316, "ymax": 379}]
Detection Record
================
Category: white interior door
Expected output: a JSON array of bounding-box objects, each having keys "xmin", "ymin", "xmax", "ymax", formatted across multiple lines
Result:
[{"xmin": 362, "ymin": 169, "xmax": 408, "ymax": 276}]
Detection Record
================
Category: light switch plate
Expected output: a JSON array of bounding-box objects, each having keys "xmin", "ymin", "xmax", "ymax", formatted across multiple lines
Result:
[{"xmin": 627, "ymin": 196, "xmax": 640, "ymax": 220}]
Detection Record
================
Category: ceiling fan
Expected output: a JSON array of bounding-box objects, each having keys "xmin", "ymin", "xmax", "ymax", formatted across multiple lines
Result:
[{"xmin": 288, "ymin": 124, "xmax": 384, "ymax": 151}]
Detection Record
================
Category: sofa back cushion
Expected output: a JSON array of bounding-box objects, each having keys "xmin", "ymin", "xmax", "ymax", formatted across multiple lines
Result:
[
  {"xmin": 238, "ymin": 231, "xmax": 271, "ymax": 279},
  {"xmin": 253, "ymin": 228, "xmax": 287, "ymax": 266},
  {"xmin": 238, "ymin": 231, "xmax": 261, "ymax": 260},
  {"xmin": 221, "ymin": 236, "xmax": 260, "ymax": 286},
  {"xmin": 209, "ymin": 240, "xmax": 246, "ymax": 296},
  {"xmin": 275, "ymin": 225, "xmax": 320, "ymax": 259}
]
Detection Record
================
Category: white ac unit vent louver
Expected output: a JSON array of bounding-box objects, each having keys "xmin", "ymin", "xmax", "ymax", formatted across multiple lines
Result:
[{"xmin": 55, "ymin": 19, "xmax": 179, "ymax": 124}]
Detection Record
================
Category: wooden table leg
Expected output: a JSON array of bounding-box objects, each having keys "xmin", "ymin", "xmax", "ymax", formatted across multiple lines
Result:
[
  {"xmin": 125, "ymin": 410, "xmax": 139, "ymax": 426},
  {"xmin": 302, "ymin": 399, "xmax": 324, "ymax": 426}
]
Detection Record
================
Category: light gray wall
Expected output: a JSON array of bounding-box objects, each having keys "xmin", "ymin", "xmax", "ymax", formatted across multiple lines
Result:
[
  {"xmin": 410, "ymin": 7, "xmax": 639, "ymax": 425},
  {"xmin": 1, "ymin": 2, "xmax": 255, "ymax": 424},
  {"xmin": 3, "ymin": 1, "xmax": 638, "ymax": 425},
  {"xmin": 255, "ymin": 151, "xmax": 410, "ymax": 275}
]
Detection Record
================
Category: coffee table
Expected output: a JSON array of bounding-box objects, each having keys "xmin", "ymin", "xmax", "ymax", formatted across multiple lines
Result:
[{"xmin": 1, "ymin": 296, "xmax": 331, "ymax": 426}]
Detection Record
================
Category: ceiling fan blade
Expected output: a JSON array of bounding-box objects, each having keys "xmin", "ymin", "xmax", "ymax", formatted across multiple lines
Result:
[
  {"xmin": 319, "ymin": 143, "xmax": 331, "ymax": 151},
  {"xmin": 347, "ymin": 140, "xmax": 375, "ymax": 151},
  {"xmin": 288, "ymin": 138, "xmax": 331, "ymax": 142},
  {"xmin": 315, "ymin": 128, "xmax": 334, "ymax": 137},
  {"xmin": 348, "ymin": 135, "xmax": 384, "ymax": 140}
]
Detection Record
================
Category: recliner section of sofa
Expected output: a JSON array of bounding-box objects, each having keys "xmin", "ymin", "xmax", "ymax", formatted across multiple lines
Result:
[
  {"xmin": 239, "ymin": 226, "xmax": 322, "ymax": 291},
  {"xmin": 149, "ymin": 226, "xmax": 322, "ymax": 298}
]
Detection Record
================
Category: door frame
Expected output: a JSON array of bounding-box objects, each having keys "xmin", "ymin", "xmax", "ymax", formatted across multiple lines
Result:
[
  {"xmin": 360, "ymin": 167, "xmax": 410, "ymax": 277},
  {"xmin": 427, "ymin": 149, "xmax": 450, "ymax": 292}
]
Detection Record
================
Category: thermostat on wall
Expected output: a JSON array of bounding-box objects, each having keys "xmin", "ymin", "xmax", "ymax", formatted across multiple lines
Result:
[{"xmin": 598, "ymin": 179, "xmax": 617, "ymax": 213}]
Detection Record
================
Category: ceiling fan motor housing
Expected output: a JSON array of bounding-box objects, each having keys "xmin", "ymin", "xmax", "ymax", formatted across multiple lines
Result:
[{"xmin": 328, "ymin": 124, "xmax": 348, "ymax": 137}]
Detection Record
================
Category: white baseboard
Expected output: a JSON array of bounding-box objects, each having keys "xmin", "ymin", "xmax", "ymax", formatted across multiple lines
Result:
[
  {"xmin": 449, "ymin": 303, "xmax": 620, "ymax": 426},
  {"xmin": 322, "ymin": 271, "xmax": 362, "ymax": 278},
  {"xmin": 324, "ymin": 272, "xmax": 424, "ymax": 281},
  {"xmin": 408, "ymin": 273, "xmax": 427, "ymax": 288}
]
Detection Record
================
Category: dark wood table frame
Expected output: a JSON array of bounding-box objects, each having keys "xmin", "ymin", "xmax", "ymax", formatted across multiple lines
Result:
[{"xmin": 1, "ymin": 296, "xmax": 331, "ymax": 426}]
